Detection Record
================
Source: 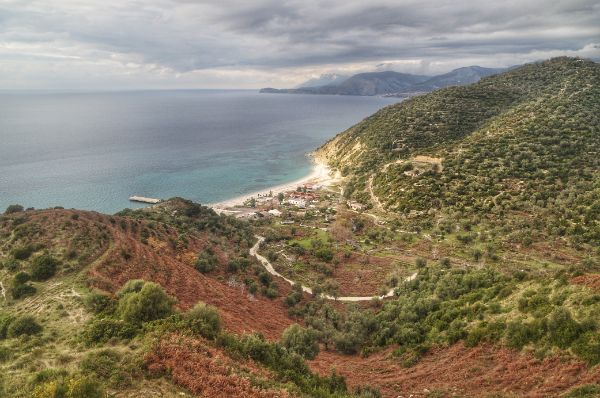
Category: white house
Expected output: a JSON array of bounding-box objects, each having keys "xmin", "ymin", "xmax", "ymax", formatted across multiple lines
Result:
[
  {"xmin": 287, "ymin": 198, "xmax": 306, "ymax": 208},
  {"xmin": 268, "ymin": 209, "xmax": 282, "ymax": 217}
]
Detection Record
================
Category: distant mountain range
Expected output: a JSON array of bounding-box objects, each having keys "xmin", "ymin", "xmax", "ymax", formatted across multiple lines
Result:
[
  {"xmin": 295, "ymin": 73, "xmax": 349, "ymax": 88},
  {"xmin": 261, "ymin": 65, "xmax": 511, "ymax": 96}
]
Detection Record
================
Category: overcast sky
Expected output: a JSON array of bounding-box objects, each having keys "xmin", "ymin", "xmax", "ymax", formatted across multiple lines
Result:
[{"xmin": 0, "ymin": 0, "xmax": 598, "ymax": 89}]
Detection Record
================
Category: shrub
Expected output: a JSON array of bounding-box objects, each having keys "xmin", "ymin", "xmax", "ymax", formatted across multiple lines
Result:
[
  {"xmin": 315, "ymin": 247, "xmax": 334, "ymax": 262},
  {"xmin": 117, "ymin": 281, "xmax": 175, "ymax": 325},
  {"xmin": 184, "ymin": 302, "xmax": 222, "ymax": 339},
  {"xmin": 32, "ymin": 375, "xmax": 104, "ymax": 398},
  {"xmin": 30, "ymin": 254, "xmax": 60, "ymax": 281},
  {"xmin": 439, "ymin": 258, "xmax": 451, "ymax": 268},
  {"xmin": 13, "ymin": 271, "xmax": 31, "ymax": 285},
  {"xmin": 285, "ymin": 286, "xmax": 303, "ymax": 307},
  {"xmin": 334, "ymin": 332, "xmax": 360, "ymax": 355},
  {"xmin": 262, "ymin": 284, "xmax": 278, "ymax": 299},
  {"xmin": 0, "ymin": 346, "xmax": 11, "ymax": 362},
  {"xmin": 7, "ymin": 315, "xmax": 42, "ymax": 337},
  {"xmin": 116, "ymin": 279, "xmax": 145, "ymax": 297},
  {"xmin": 266, "ymin": 251, "xmax": 278, "ymax": 262},
  {"xmin": 416, "ymin": 258, "xmax": 427, "ymax": 268},
  {"xmin": 12, "ymin": 245, "xmax": 36, "ymax": 260},
  {"xmin": 82, "ymin": 318, "xmax": 138, "ymax": 345},
  {"xmin": 66, "ymin": 376, "xmax": 104, "ymax": 398},
  {"xmin": 0, "ymin": 313, "xmax": 15, "ymax": 339},
  {"xmin": 4, "ymin": 204, "xmax": 24, "ymax": 214},
  {"xmin": 84, "ymin": 291, "xmax": 115, "ymax": 314},
  {"xmin": 195, "ymin": 251, "xmax": 218, "ymax": 273},
  {"xmin": 281, "ymin": 324, "xmax": 320, "ymax": 359},
  {"xmin": 80, "ymin": 349, "xmax": 140, "ymax": 388},
  {"xmin": 547, "ymin": 308, "xmax": 581, "ymax": 349},
  {"xmin": 505, "ymin": 320, "xmax": 541, "ymax": 349},
  {"xmin": 11, "ymin": 283, "xmax": 37, "ymax": 300},
  {"xmin": 572, "ymin": 331, "xmax": 600, "ymax": 365}
]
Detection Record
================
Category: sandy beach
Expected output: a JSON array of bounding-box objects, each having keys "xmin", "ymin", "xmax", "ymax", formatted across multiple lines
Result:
[{"xmin": 209, "ymin": 157, "xmax": 334, "ymax": 212}]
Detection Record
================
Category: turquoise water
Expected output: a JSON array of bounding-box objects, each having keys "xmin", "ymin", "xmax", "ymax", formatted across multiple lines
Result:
[{"xmin": 0, "ymin": 90, "xmax": 397, "ymax": 213}]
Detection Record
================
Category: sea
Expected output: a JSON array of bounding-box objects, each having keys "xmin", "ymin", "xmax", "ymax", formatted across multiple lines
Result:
[{"xmin": 0, "ymin": 90, "xmax": 398, "ymax": 214}]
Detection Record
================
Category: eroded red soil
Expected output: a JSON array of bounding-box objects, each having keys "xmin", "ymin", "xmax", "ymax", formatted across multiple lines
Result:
[
  {"xmin": 86, "ymin": 215, "xmax": 295, "ymax": 339},
  {"xmin": 571, "ymin": 274, "xmax": 600, "ymax": 291},
  {"xmin": 146, "ymin": 333, "xmax": 293, "ymax": 398},
  {"xmin": 309, "ymin": 342, "xmax": 600, "ymax": 398}
]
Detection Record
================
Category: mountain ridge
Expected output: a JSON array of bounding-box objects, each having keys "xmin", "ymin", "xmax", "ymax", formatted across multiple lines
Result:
[{"xmin": 261, "ymin": 65, "xmax": 510, "ymax": 96}]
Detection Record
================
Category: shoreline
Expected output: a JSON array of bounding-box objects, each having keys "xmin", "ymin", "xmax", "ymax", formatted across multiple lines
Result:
[{"xmin": 209, "ymin": 156, "xmax": 334, "ymax": 212}]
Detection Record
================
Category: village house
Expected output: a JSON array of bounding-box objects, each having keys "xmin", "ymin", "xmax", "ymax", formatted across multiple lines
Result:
[
  {"xmin": 287, "ymin": 197, "xmax": 306, "ymax": 208},
  {"xmin": 267, "ymin": 209, "xmax": 282, "ymax": 217}
]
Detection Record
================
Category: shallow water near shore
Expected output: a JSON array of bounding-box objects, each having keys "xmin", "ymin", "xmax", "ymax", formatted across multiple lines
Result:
[{"xmin": 0, "ymin": 90, "xmax": 398, "ymax": 213}]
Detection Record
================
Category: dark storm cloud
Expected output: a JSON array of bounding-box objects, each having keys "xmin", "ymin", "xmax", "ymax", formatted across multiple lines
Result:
[{"xmin": 0, "ymin": 0, "xmax": 598, "ymax": 88}]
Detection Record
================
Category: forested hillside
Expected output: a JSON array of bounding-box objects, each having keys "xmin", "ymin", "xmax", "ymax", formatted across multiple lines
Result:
[{"xmin": 317, "ymin": 57, "xmax": 600, "ymax": 247}]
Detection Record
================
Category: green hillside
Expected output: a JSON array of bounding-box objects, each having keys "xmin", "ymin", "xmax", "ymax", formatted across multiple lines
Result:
[{"xmin": 317, "ymin": 57, "xmax": 600, "ymax": 247}]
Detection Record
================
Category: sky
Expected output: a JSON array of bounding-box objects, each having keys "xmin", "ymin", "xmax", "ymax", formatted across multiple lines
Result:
[{"xmin": 0, "ymin": 0, "xmax": 598, "ymax": 89}]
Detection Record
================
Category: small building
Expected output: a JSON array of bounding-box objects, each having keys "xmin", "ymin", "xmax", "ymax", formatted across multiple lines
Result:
[
  {"xmin": 348, "ymin": 201, "xmax": 364, "ymax": 211},
  {"xmin": 268, "ymin": 209, "xmax": 282, "ymax": 217},
  {"xmin": 287, "ymin": 198, "xmax": 306, "ymax": 208}
]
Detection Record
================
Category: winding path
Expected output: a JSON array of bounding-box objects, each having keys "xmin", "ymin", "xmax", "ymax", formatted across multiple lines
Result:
[{"xmin": 250, "ymin": 236, "xmax": 417, "ymax": 302}]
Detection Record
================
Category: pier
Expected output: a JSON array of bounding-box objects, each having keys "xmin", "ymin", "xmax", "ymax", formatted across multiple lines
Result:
[{"xmin": 129, "ymin": 196, "xmax": 162, "ymax": 204}]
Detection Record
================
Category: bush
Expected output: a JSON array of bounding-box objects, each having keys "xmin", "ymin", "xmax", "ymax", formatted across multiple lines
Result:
[
  {"xmin": 66, "ymin": 376, "xmax": 104, "ymax": 398},
  {"xmin": 315, "ymin": 247, "xmax": 334, "ymax": 262},
  {"xmin": 116, "ymin": 279, "xmax": 145, "ymax": 297},
  {"xmin": 82, "ymin": 318, "xmax": 138, "ymax": 345},
  {"xmin": 13, "ymin": 271, "xmax": 31, "ymax": 285},
  {"xmin": 2, "ymin": 259, "xmax": 18, "ymax": 272},
  {"xmin": 84, "ymin": 291, "xmax": 114, "ymax": 314},
  {"xmin": 505, "ymin": 320, "xmax": 541, "ymax": 349},
  {"xmin": 334, "ymin": 332, "xmax": 361, "ymax": 355},
  {"xmin": 572, "ymin": 331, "xmax": 600, "ymax": 365},
  {"xmin": 117, "ymin": 281, "xmax": 175, "ymax": 325},
  {"xmin": 11, "ymin": 283, "xmax": 37, "ymax": 300},
  {"xmin": 0, "ymin": 346, "xmax": 11, "ymax": 362},
  {"xmin": 32, "ymin": 375, "xmax": 104, "ymax": 398},
  {"xmin": 354, "ymin": 386, "xmax": 382, "ymax": 398},
  {"xmin": 281, "ymin": 324, "xmax": 320, "ymax": 359},
  {"xmin": 80, "ymin": 349, "xmax": 140, "ymax": 388},
  {"xmin": 12, "ymin": 245, "xmax": 36, "ymax": 260},
  {"xmin": 184, "ymin": 302, "xmax": 222, "ymax": 339},
  {"xmin": 285, "ymin": 287, "xmax": 303, "ymax": 307},
  {"xmin": 195, "ymin": 251, "xmax": 218, "ymax": 273},
  {"xmin": 547, "ymin": 308, "xmax": 581, "ymax": 349},
  {"xmin": 7, "ymin": 315, "xmax": 42, "ymax": 337},
  {"xmin": 30, "ymin": 254, "xmax": 60, "ymax": 281},
  {"xmin": 262, "ymin": 284, "xmax": 278, "ymax": 299},
  {"xmin": 0, "ymin": 313, "xmax": 15, "ymax": 339},
  {"xmin": 4, "ymin": 204, "xmax": 24, "ymax": 214}
]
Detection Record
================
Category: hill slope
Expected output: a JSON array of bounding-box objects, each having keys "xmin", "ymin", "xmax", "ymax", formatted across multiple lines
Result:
[{"xmin": 317, "ymin": 57, "xmax": 600, "ymax": 247}]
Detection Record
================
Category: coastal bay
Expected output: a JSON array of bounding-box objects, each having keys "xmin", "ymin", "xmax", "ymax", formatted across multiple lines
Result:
[{"xmin": 0, "ymin": 90, "xmax": 397, "ymax": 213}]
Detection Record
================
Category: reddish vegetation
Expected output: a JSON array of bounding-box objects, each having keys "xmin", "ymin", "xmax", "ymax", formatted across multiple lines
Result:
[
  {"xmin": 84, "ymin": 214, "xmax": 295, "ymax": 339},
  {"xmin": 571, "ymin": 274, "xmax": 600, "ymax": 291},
  {"xmin": 1, "ymin": 208, "xmax": 296, "ymax": 339},
  {"xmin": 146, "ymin": 334, "xmax": 292, "ymax": 398},
  {"xmin": 309, "ymin": 343, "xmax": 600, "ymax": 398}
]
